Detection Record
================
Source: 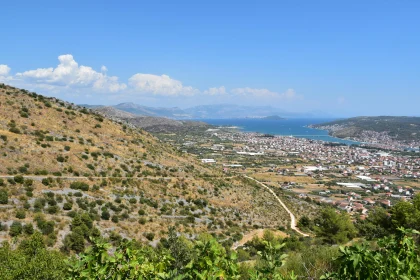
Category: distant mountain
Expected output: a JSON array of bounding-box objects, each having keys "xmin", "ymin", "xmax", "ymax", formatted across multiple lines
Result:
[
  {"xmin": 184, "ymin": 104, "xmax": 286, "ymax": 119},
  {"xmin": 184, "ymin": 104, "xmax": 331, "ymax": 119},
  {"xmin": 114, "ymin": 102, "xmax": 190, "ymax": 118},
  {"xmin": 80, "ymin": 103, "xmax": 331, "ymax": 119},
  {"xmin": 94, "ymin": 106, "xmax": 210, "ymax": 133}
]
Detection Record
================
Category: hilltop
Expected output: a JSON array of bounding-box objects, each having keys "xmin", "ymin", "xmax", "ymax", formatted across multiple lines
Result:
[{"xmin": 0, "ymin": 83, "xmax": 289, "ymax": 250}]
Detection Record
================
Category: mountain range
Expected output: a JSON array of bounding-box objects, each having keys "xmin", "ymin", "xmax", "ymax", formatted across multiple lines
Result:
[{"xmin": 81, "ymin": 103, "xmax": 332, "ymax": 119}]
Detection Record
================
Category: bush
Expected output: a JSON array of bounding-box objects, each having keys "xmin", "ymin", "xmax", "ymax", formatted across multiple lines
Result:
[
  {"xmin": 0, "ymin": 190, "xmax": 8, "ymax": 204},
  {"xmin": 101, "ymin": 211, "xmax": 110, "ymax": 220},
  {"xmin": 42, "ymin": 178, "xmax": 52, "ymax": 186},
  {"xmin": 63, "ymin": 202, "xmax": 73, "ymax": 210},
  {"xmin": 139, "ymin": 217, "xmax": 147, "ymax": 225},
  {"xmin": 111, "ymin": 215, "xmax": 119, "ymax": 223},
  {"xmin": 46, "ymin": 205, "xmax": 59, "ymax": 214},
  {"xmin": 23, "ymin": 223, "xmax": 34, "ymax": 235},
  {"xmin": 63, "ymin": 232, "xmax": 85, "ymax": 253},
  {"xmin": 14, "ymin": 175, "xmax": 24, "ymax": 184},
  {"xmin": 143, "ymin": 232, "xmax": 155, "ymax": 241},
  {"xmin": 38, "ymin": 220, "xmax": 55, "ymax": 235},
  {"xmin": 70, "ymin": 181, "xmax": 89, "ymax": 191},
  {"xmin": 16, "ymin": 209, "xmax": 26, "ymax": 219},
  {"xmin": 9, "ymin": 221, "xmax": 23, "ymax": 236},
  {"xmin": 64, "ymin": 146, "xmax": 71, "ymax": 151},
  {"xmin": 9, "ymin": 127, "xmax": 21, "ymax": 134},
  {"xmin": 56, "ymin": 156, "xmax": 65, "ymax": 163}
]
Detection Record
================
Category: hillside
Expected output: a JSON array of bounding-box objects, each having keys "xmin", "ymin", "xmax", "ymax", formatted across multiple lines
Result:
[
  {"xmin": 311, "ymin": 116, "xmax": 420, "ymax": 144},
  {"xmin": 0, "ymin": 84, "xmax": 289, "ymax": 250}
]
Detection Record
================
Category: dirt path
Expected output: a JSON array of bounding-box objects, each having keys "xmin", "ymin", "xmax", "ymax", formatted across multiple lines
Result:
[{"xmin": 244, "ymin": 175, "xmax": 309, "ymax": 237}]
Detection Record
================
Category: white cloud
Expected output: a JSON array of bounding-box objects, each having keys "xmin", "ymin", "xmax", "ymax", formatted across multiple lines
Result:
[
  {"xmin": 2, "ymin": 54, "xmax": 305, "ymax": 106},
  {"xmin": 203, "ymin": 86, "xmax": 226, "ymax": 95},
  {"xmin": 128, "ymin": 73, "xmax": 198, "ymax": 96},
  {"xmin": 0, "ymin": 64, "xmax": 13, "ymax": 83},
  {"xmin": 0, "ymin": 64, "xmax": 11, "ymax": 76},
  {"xmin": 16, "ymin": 54, "xmax": 126, "ymax": 92}
]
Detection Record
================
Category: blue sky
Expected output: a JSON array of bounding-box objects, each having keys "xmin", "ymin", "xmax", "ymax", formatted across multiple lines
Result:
[{"xmin": 1, "ymin": 0, "xmax": 419, "ymax": 116}]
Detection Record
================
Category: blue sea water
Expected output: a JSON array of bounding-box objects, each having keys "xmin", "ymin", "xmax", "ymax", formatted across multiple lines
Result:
[{"xmin": 199, "ymin": 118, "xmax": 359, "ymax": 145}]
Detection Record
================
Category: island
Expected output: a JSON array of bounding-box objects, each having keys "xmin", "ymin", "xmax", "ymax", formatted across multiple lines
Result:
[{"xmin": 262, "ymin": 115, "xmax": 285, "ymax": 120}]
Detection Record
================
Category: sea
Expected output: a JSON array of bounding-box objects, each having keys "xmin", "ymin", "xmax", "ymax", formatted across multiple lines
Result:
[{"xmin": 199, "ymin": 118, "xmax": 359, "ymax": 145}]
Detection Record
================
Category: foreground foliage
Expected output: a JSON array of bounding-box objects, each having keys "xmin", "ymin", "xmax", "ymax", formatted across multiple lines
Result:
[
  {"xmin": 0, "ymin": 232, "xmax": 67, "ymax": 280},
  {"xmin": 68, "ymin": 237, "xmax": 296, "ymax": 279},
  {"xmin": 323, "ymin": 228, "xmax": 420, "ymax": 280},
  {"xmin": 0, "ymin": 227, "xmax": 419, "ymax": 279}
]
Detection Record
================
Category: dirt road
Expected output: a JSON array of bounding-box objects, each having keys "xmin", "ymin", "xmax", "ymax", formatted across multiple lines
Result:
[{"xmin": 244, "ymin": 175, "xmax": 309, "ymax": 237}]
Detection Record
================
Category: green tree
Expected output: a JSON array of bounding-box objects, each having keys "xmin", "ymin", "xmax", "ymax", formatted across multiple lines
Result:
[
  {"xmin": 356, "ymin": 207, "xmax": 393, "ymax": 239},
  {"xmin": 315, "ymin": 207, "xmax": 357, "ymax": 244}
]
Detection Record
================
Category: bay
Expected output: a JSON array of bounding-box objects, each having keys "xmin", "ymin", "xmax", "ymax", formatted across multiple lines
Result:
[{"xmin": 199, "ymin": 118, "xmax": 359, "ymax": 145}]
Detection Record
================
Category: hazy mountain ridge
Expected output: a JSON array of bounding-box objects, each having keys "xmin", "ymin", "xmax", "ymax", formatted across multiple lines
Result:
[
  {"xmin": 94, "ymin": 106, "xmax": 211, "ymax": 133},
  {"xmin": 81, "ymin": 103, "xmax": 331, "ymax": 119}
]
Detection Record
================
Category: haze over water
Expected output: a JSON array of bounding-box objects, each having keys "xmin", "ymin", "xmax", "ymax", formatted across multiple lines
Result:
[{"xmin": 201, "ymin": 118, "xmax": 359, "ymax": 145}]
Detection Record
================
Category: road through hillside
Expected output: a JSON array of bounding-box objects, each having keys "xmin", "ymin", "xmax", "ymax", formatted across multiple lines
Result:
[{"xmin": 244, "ymin": 175, "xmax": 309, "ymax": 237}]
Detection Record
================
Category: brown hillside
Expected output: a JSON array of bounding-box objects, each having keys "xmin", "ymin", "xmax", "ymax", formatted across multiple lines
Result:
[{"xmin": 0, "ymin": 84, "xmax": 288, "ymax": 250}]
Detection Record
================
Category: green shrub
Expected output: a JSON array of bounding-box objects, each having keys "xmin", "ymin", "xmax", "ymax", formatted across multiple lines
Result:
[
  {"xmin": 111, "ymin": 215, "xmax": 119, "ymax": 223},
  {"xmin": 143, "ymin": 232, "xmax": 155, "ymax": 241},
  {"xmin": 0, "ymin": 190, "xmax": 8, "ymax": 204},
  {"xmin": 70, "ymin": 181, "xmax": 89, "ymax": 191},
  {"xmin": 23, "ymin": 223, "xmax": 34, "ymax": 235},
  {"xmin": 63, "ymin": 202, "xmax": 73, "ymax": 211},
  {"xmin": 16, "ymin": 209, "xmax": 26, "ymax": 219},
  {"xmin": 101, "ymin": 211, "xmax": 110, "ymax": 220},
  {"xmin": 14, "ymin": 175, "xmax": 24, "ymax": 184},
  {"xmin": 56, "ymin": 156, "xmax": 65, "ymax": 162},
  {"xmin": 9, "ymin": 221, "xmax": 23, "ymax": 237}
]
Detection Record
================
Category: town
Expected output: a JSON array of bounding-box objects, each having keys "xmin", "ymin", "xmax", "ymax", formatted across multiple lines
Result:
[{"xmin": 159, "ymin": 127, "xmax": 420, "ymax": 219}]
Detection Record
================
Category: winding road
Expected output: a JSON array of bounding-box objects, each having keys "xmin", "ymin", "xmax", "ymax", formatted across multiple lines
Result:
[{"xmin": 244, "ymin": 175, "xmax": 309, "ymax": 237}]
